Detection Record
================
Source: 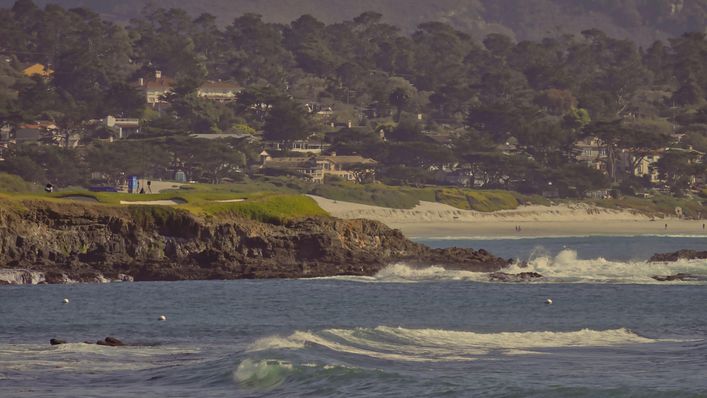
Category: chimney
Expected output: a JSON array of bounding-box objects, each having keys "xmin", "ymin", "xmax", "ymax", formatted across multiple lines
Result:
[
  {"xmin": 138, "ymin": 77, "xmax": 144, "ymax": 86},
  {"xmin": 155, "ymin": 70, "xmax": 162, "ymax": 79}
]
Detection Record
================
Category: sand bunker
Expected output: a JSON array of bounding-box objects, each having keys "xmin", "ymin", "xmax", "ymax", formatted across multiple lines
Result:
[
  {"xmin": 119, "ymin": 199, "xmax": 187, "ymax": 206},
  {"xmin": 61, "ymin": 195, "xmax": 100, "ymax": 203},
  {"xmin": 213, "ymin": 199, "xmax": 245, "ymax": 203}
]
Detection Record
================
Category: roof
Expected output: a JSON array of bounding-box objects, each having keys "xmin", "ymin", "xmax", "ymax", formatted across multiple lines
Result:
[
  {"xmin": 263, "ymin": 157, "xmax": 310, "ymax": 169},
  {"xmin": 23, "ymin": 63, "xmax": 53, "ymax": 77},
  {"xmin": 267, "ymin": 155, "xmax": 378, "ymax": 167},
  {"xmin": 199, "ymin": 81, "xmax": 241, "ymax": 91},
  {"xmin": 144, "ymin": 77, "xmax": 175, "ymax": 91},
  {"xmin": 191, "ymin": 133, "xmax": 255, "ymax": 141},
  {"xmin": 319, "ymin": 155, "xmax": 377, "ymax": 165}
]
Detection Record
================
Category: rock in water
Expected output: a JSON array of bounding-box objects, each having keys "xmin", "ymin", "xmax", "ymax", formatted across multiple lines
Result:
[
  {"xmin": 652, "ymin": 273, "xmax": 705, "ymax": 282},
  {"xmin": 104, "ymin": 336, "xmax": 124, "ymax": 346},
  {"xmin": 50, "ymin": 338, "xmax": 66, "ymax": 345},
  {"xmin": 649, "ymin": 250, "xmax": 707, "ymax": 262},
  {"xmin": 488, "ymin": 272, "xmax": 543, "ymax": 282},
  {"xmin": 96, "ymin": 337, "xmax": 124, "ymax": 346}
]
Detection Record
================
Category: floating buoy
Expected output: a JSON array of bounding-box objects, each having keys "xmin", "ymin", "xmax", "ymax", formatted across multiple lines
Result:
[
  {"xmin": 545, "ymin": 298, "xmax": 553, "ymax": 305},
  {"xmin": 63, "ymin": 298, "xmax": 69, "ymax": 304},
  {"xmin": 159, "ymin": 315, "xmax": 167, "ymax": 321}
]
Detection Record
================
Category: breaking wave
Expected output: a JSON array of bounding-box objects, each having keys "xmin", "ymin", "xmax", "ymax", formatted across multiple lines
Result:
[
  {"xmin": 321, "ymin": 249, "xmax": 707, "ymax": 284},
  {"xmin": 245, "ymin": 326, "xmax": 674, "ymax": 363},
  {"xmin": 503, "ymin": 249, "xmax": 707, "ymax": 283}
]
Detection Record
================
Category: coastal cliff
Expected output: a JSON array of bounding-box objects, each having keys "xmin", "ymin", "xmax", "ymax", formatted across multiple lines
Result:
[{"xmin": 0, "ymin": 200, "xmax": 509, "ymax": 284}]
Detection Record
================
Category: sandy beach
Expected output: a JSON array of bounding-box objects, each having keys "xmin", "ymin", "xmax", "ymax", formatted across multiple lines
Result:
[{"xmin": 309, "ymin": 196, "xmax": 707, "ymax": 238}]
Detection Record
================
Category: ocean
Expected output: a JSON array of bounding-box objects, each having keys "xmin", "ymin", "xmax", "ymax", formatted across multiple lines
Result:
[{"xmin": 1, "ymin": 236, "xmax": 706, "ymax": 397}]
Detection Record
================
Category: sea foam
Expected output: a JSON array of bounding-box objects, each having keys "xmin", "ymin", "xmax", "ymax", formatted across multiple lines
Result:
[
  {"xmin": 320, "ymin": 249, "xmax": 707, "ymax": 284},
  {"xmin": 246, "ymin": 326, "xmax": 671, "ymax": 363}
]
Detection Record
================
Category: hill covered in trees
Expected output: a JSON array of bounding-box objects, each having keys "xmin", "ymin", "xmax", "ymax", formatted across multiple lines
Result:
[
  {"xmin": 0, "ymin": 0, "xmax": 705, "ymax": 200},
  {"xmin": 1, "ymin": 0, "xmax": 705, "ymax": 44}
]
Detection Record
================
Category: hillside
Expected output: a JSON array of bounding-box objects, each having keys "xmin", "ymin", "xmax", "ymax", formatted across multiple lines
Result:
[{"xmin": 2, "ymin": 0, "xmax": 706, "ymax": 44}]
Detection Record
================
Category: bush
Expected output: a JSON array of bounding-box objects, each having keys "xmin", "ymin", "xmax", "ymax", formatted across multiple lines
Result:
[
  {"xmin": 465, "ymin": 190, "xmax": 519, "ymax": 212},
  {"xmin": 0, "ymin": 173, "xmax": 37, "ymax": 193}
]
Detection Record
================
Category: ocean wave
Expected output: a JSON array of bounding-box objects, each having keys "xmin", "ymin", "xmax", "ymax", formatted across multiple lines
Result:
[
  {"xmin": 503, "ymin": 249, "xmax": 707, "ymax": 284},
  {"xmin": 246, "ymin": 326, "xmax": 672, "ymax": 363},
  {"xmin": 319, "ymin": 249, "xmax": 707, "ymax": 284}
]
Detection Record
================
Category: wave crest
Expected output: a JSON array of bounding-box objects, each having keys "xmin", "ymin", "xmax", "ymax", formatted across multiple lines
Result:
[
  {"xmin": 246, "ymin": 326, "xmax": 667, "ymax": 363},
  {"xmin": 324, "ymin": 249, "xmax": 707, "ymax": 284}
]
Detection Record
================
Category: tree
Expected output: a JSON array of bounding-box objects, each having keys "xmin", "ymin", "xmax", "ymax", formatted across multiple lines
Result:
[
  {"xmin": 263, "ymin": 98, "xmax": 312, "ymax": 142},
  {"xmin": 388, "ymin": 87, "xmax": 410, "ymax": 122},
  {"xmin": 656, "ymin": 150, "xmax": 702, "ymax": 193}
]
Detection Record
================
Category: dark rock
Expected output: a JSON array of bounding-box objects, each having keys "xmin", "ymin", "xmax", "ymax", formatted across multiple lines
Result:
[
  {"xmin": 96, "ymin": 337, "xmax": 124, "ymax": 346},
  {"xmin": 649, "ymin": 250, "xmax": 707, "ymax": 262},
  {"xmin": 488, "ymin": 271, "xmax": 543, "ymax": 282},
  {"xmin": 0, "ymin": 201, "xmax": 510, "ymax": 282},
  {"xmin": 652, "ymin": 273, "xmax": 706, "ymax": 282},
  {"xmin": 50, "ymin": 338, "xmax": 66, "ymax": 345},
  {"xmin": 104, "ymin": 336, "xmax": 124, "ymax": 346}
]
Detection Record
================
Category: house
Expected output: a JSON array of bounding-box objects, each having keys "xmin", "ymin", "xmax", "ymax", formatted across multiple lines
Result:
[
  {"xmin": 263, "ymin": 153, "xmax": 377, "ymax": 183},
  {"xmin": 139, "ymin": 72, "xmax": 242, "ymax": 105},
  {"xmin": 13, "ymin": 125, "xmax": 43, "ymax": 144},
  {"xmin": 575, "ymin": 137, "xmax": 607, "ymax": 171},
  {"xmin": 105, "ymin": 115, "xmax": 140, "ymax": 138},
  {"xmin": 23, "ymin": 63, "xmax": 53, "ymax": 78},
  {"xmin": 138, "ymin": 71, "xmax": 174, "ymax": 105},
  {"xmin": 633, "ymin": 151, "xmax": 662, "ymax": 183},
  {"xmin": 264, "ymin": 140, "xmax": 329, "ymax": 154},
  {"xmin": 197, "ymin": 81, "xmax": 241, "ymax": 101}
]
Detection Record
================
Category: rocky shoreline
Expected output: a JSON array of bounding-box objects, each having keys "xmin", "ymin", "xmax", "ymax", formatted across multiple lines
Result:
[
  {"xmin": 0, "ymin": 201, "xmax": 511, "ymax": 285},
  {"xmin": 649, "ymin": 250, "xmax": 707, "ymax": 262}
]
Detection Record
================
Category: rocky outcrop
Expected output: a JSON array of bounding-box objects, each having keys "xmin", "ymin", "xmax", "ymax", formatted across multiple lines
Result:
[
  {"xmin": 652, "ymin": 273, "xmax": 707, "ymax": 282},
  {"xmin": 649, "ymin": 250, "xmax": 707, "ymax": 262},
  {"xmin": 488, "ymin": 271, "xmax": 543, "ymax": 282},
  {"xmin": 0, "ymin": 201, "xmax": 510, "ymax": 284}
]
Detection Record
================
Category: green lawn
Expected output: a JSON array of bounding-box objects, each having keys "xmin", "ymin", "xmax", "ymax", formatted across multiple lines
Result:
[{"xmin": 0, "ymin": 188, "xmax": 328, "ymax": 224}]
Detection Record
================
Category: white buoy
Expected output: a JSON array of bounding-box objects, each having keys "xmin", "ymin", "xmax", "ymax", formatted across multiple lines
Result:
[
  {"xmin": 545, "ymin": 298, "xmax": 553, "ymax": 305},
  {"xmin": 159, "ymin": 315, "xmax": 167, "ymax": 321},
  {"xmin": 63, "ymin": 298, "xmax": 69, "ymax": 304}
]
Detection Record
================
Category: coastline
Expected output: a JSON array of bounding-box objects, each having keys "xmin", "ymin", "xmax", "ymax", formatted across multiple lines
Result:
[{"xmin": 309, "ymin": 196, "xmax": 707, "ymax": 238}]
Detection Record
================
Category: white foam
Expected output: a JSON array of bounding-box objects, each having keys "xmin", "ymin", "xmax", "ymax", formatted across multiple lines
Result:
[
  {"xmin": 503, "ymin": 249, "xmax": 707, "ymax": 284},
  {"xmin": 246, "ymin": 326, "xmax": 673, "ymax": 363},
  {"xmin": 0, "ymin": 343, "xmax": 201, "ymax": 372},
  {"xmin": 318, "ymin": 250, "xmax": 707, "ymax": 284}
]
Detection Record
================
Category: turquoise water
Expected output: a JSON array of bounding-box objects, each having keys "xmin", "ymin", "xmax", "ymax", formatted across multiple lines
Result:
[{"xmin": 1, "ymin": 236, "xmax": 706, "ymax": 397}]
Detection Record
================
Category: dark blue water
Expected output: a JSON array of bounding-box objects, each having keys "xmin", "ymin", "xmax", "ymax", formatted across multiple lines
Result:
[{"xmin": 1, "ymin": 236, "xmax": 706, "ymax": 397}]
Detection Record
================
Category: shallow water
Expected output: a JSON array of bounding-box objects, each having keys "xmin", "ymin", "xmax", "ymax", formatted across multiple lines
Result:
[{"xmin": 1, "ymin": 236, "xmax": 706, "ymax": 397}]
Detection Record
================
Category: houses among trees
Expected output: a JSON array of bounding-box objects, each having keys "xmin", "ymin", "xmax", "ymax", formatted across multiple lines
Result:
[{"xmin": 0, "ymin": 0, "xmax": 704, "ymax": 196}]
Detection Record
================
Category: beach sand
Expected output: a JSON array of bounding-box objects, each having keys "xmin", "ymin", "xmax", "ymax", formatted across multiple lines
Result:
[{"xmin": 309, "ymin": 195, "xmax": 707, "ymax": 238}]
